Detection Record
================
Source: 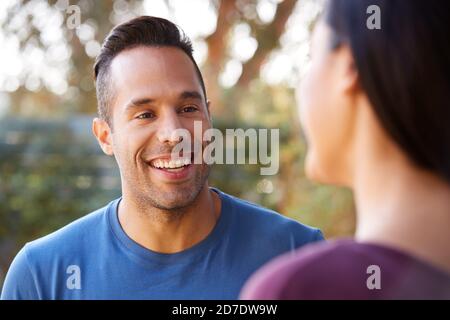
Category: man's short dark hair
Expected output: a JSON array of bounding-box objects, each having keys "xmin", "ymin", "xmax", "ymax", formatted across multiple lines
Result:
[{"xmin": 93, "ymin": 16, "xmax": 207, "ymax": 126}]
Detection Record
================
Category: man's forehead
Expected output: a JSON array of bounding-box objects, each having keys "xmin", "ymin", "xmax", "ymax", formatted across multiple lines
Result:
[
  {"xmin": 111, "ymin": 46, "xmax": 194, "ymax": 75},
  {"xmin": 111, "ymin": 46, "xmax": 201, "ymax": 88},
  {"xmin": 108, "ymin": 46, "xmax": 205, "ymax": 105}
]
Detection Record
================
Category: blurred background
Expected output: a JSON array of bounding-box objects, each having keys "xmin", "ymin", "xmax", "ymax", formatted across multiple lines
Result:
[{"xmin": 0, "ymin": 0, "xmax": 355, "ymax": 287}]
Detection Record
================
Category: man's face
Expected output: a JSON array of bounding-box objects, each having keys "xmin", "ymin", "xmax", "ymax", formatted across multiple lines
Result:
[{"xmin": 96, "ymin": 46, "xmax": 211, "ymax": 210}]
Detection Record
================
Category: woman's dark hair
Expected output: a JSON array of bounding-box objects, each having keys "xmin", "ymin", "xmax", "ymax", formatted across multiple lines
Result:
[
  {"xmin": 325, "ymin": 0, "xmax": 450, "ymax": 184},
  {"xmin": 93, "ymin": 16, "xmax": 207, "ymax": 126}
]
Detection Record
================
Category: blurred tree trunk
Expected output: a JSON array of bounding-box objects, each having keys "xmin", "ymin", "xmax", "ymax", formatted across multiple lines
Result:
[
  {"xmin": 237, "ymin": 0, "xmax": 298, "ymax": 87},
  {"xmin": 203, "ymin": 0, "xmax": 298, "ymax": 118},
  {"xmin": 204, "ymin": 0, "xmax": 238, "ymax": 116}
]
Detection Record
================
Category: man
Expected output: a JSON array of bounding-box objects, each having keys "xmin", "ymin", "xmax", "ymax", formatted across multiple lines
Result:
[{"xmin": 1, "ymin": 16, "xmax": 323, "ymax": 300}]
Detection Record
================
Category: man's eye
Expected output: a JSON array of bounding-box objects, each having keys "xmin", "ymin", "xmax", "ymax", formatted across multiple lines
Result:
[
  {"xmin": 181, "ymin": 106, "xmax": 198, "ymax": 113},
  {"xmin": 136, "ymin": 112, "xmax": 154, "ymax": 119}
]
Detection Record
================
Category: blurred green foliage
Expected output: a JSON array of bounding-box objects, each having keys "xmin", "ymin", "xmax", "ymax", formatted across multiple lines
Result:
[{"xmin": 0, "ymin": 117, "xmax": 121, "ymax": 282}]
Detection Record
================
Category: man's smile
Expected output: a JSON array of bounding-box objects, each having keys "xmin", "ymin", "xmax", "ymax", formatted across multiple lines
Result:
[
  {"xmin": 146, "ymin": 153, "xmax": 195, "ymax": 181},
  {"xmin": 151, "ymin": 157, "xmax": 191, "ymax": 170}
]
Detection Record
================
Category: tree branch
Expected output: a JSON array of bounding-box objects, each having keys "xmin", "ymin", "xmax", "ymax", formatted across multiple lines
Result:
[{"xmin": 237, "ymin": 0, "xmax": 298, "ymax": 87}]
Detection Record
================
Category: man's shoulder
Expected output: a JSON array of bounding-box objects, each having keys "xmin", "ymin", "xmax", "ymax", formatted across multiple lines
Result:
[
  {"xmin": 219, "ymin": 190, "xmax": 323, "ymax": 244},
  {"xmin": 25, "ymin": 199, "xmax": 115, "ymax": 260},
  {"xmin": 1, "ymin": 200, "xmax": 117, "ymax": 299}
]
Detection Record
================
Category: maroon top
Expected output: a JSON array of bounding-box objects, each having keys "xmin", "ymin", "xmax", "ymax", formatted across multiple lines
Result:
[{"xmin": 241, "ymin": 240, "xmax": 450, "ymax": 300}]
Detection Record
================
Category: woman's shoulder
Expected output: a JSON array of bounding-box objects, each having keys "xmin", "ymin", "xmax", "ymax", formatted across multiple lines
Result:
[{"xmin": 240, "ymin": 239, "xmax": 450, "ymax": 300}]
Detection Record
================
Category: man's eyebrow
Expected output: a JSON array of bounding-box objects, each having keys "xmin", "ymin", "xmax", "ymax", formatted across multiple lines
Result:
[
  {"xmin": 125, "ymin": 91, "xmax": 203, "ymax": 110},
  {"xmin": 125, "ymin": 97, "xmax": 155, "ymax": 109},
  {"xmin": 179, "ymin": 91, "xmax": 203, "ymax": 101}
]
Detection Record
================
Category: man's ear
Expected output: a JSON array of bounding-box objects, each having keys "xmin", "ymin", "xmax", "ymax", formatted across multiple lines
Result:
[{"xmin": 92, "ymin": 118, "xmax": 114, "ymax": 156}]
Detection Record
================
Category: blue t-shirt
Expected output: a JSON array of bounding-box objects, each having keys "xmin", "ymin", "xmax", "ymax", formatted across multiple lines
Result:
[{"xmin": 1, "ymin": 188, "xmax": 323, "ymax": 300}]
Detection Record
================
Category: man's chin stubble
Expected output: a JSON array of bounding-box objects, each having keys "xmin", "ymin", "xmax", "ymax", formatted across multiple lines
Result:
[{"xmin": 134, "ymin": 165, "xmax": 210, "ymax": 220}]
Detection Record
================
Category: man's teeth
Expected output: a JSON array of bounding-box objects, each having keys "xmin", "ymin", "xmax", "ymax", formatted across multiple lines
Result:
[{"xmin": 152, "ymin": 158, "xmax": 191, "ymax": 169}]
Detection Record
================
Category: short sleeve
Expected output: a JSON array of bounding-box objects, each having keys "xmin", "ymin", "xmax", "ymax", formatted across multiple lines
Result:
[
  {"xmin": 1, "ymin": 244, "xmax": 40, "ymax": 300},
  {"xmin": 313, "ymin": 229, "xmax": 325, "ymax": 242}
]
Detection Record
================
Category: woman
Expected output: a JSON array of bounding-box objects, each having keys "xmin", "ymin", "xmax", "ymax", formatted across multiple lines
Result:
[{"xmin": 241, "ymin": 0, "xmax": 450, "ymax": 299}]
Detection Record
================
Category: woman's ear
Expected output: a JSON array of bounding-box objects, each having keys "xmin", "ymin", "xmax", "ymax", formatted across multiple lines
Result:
[
  {"xmin": 206, "ymin": 100, "xmax": 213, "ymax": 123},
  {"xmin": 335, "ymin": 45, "xmax": 360, "ymax": 96},
  {"xmin": 92, "ymin": 118, "xmax": 114, "ymax": 156}
]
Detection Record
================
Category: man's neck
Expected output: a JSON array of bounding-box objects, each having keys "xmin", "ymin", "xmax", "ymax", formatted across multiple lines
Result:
[{"xmin": 118, "ymin": 184, "xmax": 221, "ymax": 254}]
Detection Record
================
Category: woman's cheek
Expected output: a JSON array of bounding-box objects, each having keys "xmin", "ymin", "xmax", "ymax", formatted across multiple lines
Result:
[{"xmin": 299, "ymin": 61, "xmax": 336, "ymax": 182}]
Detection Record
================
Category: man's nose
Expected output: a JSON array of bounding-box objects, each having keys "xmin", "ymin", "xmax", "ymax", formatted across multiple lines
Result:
[{"xmin": 156, "ymin": 111, "xmax": 184, "ymax": 146}]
